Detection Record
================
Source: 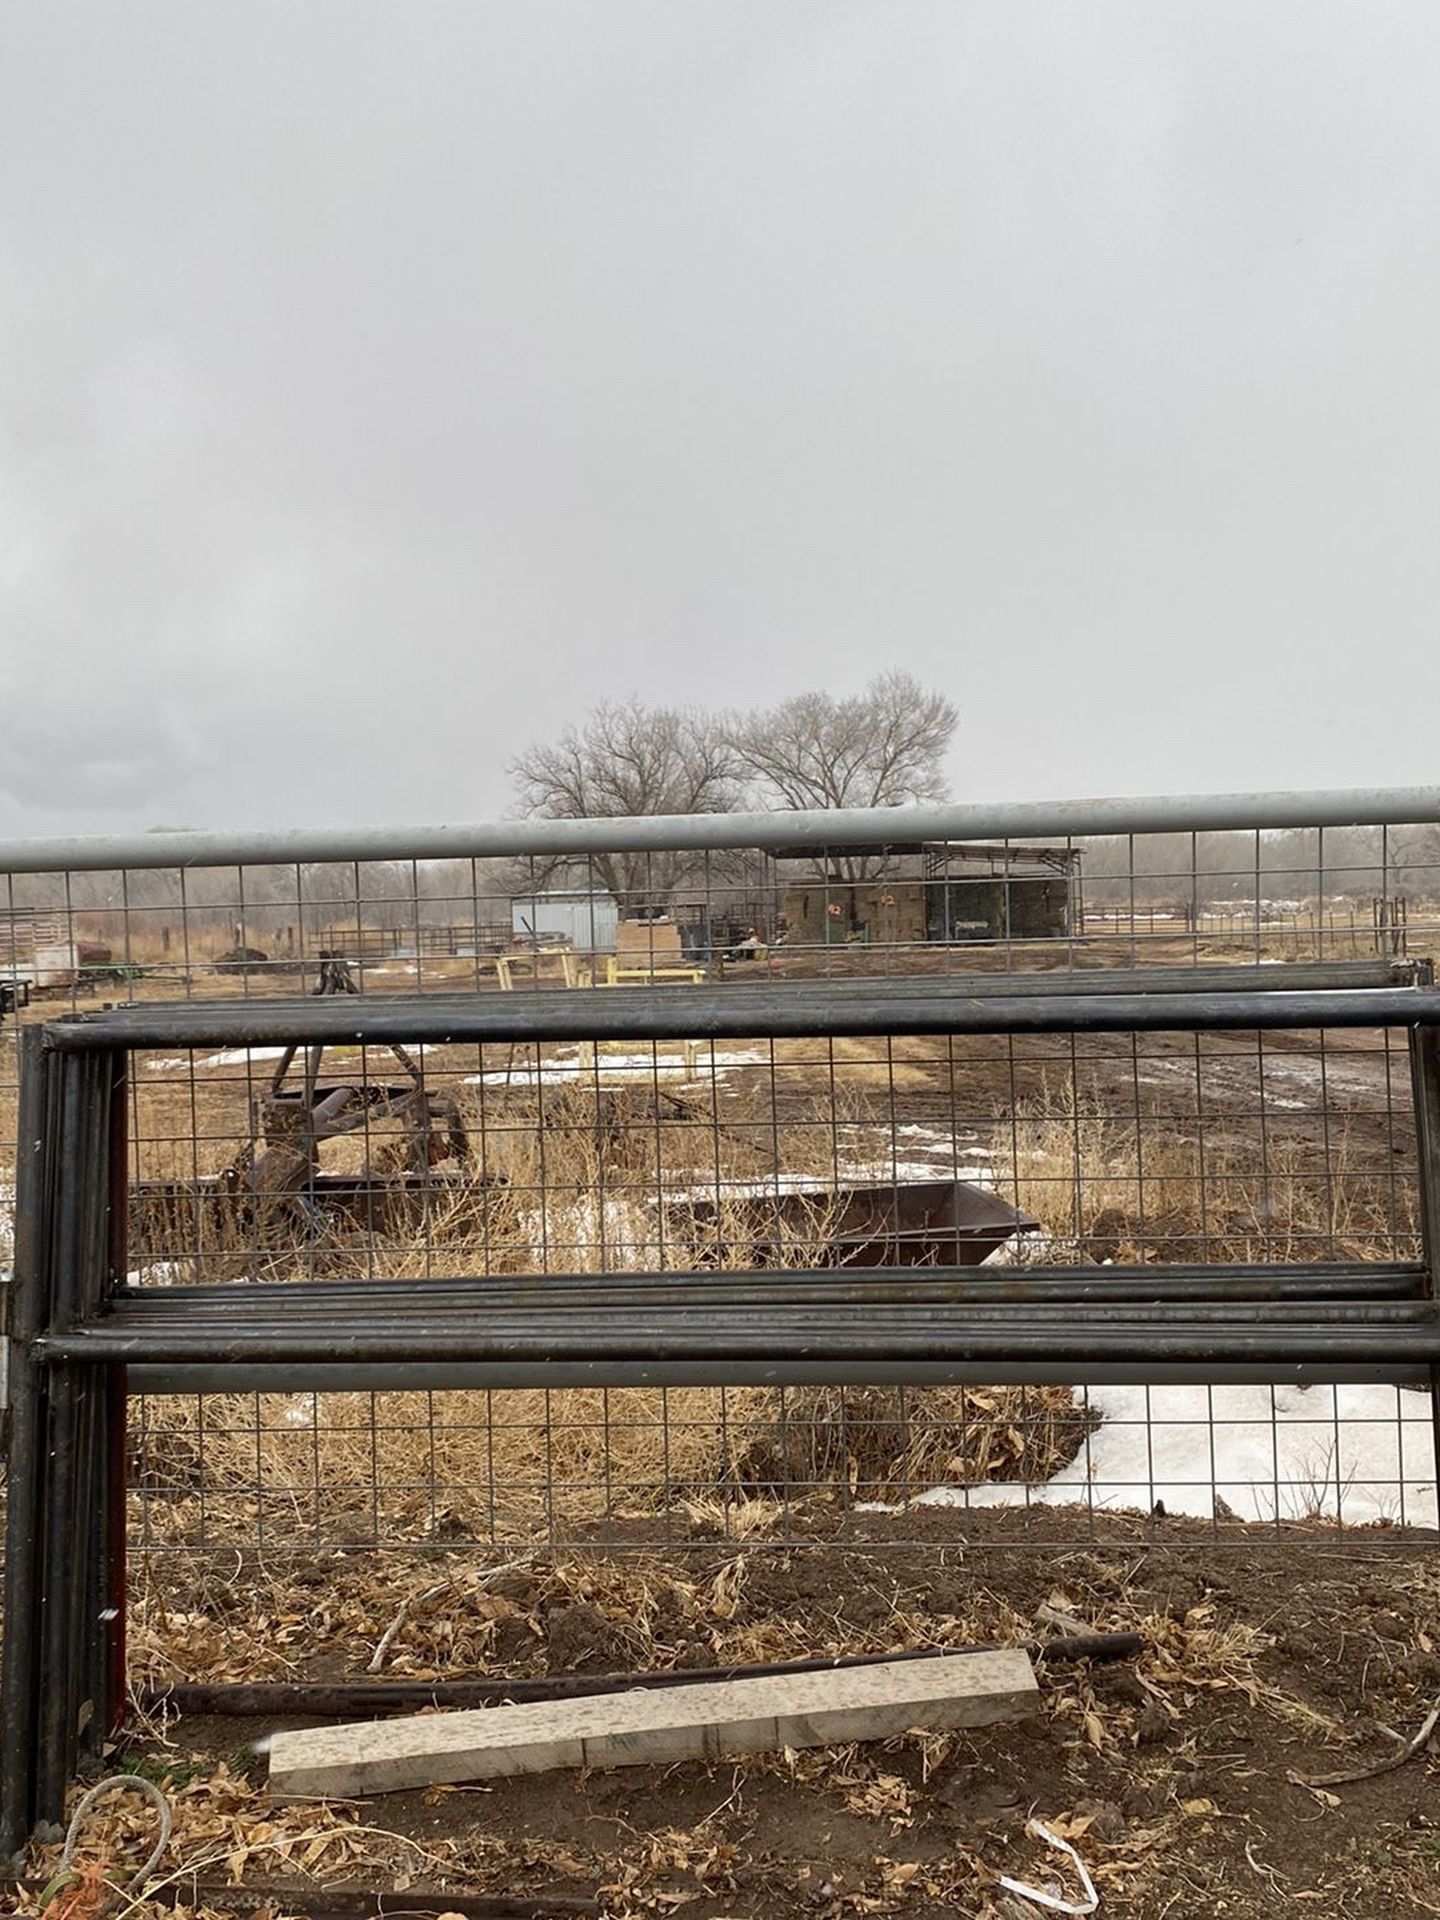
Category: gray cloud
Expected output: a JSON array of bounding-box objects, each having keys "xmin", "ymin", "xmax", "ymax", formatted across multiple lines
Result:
[{"xmin": 2, "ymin": 3, "xmax": 1438, "ymax": 838}]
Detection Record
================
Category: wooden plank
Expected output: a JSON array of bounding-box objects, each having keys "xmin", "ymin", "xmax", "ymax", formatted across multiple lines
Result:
[
  {"xmin": 268, "ymin": 1648, "xmax": 1038, "ymax": 1800},
  {"xmin": 604, "ymin": 960, "xmax": 705, "ymax": 986}
]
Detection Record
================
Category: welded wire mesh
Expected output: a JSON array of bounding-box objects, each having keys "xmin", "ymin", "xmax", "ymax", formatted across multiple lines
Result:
[
  {"xmin": 2, "ymin": 814, "xmax": 1439, "ymax": 1587},
  {"xmin": 0, "ymin": 820, "xmax": 1438, "ymax": 1011},
  {"xmin": 114, "ymin": 1018, "xmax": 1430, "ymax": 1554}
]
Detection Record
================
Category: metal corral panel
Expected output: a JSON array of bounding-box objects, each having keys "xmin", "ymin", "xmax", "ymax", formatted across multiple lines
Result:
[{"xmin": 512, "ymin": 893, "xmax": 620, "ymax": 952}]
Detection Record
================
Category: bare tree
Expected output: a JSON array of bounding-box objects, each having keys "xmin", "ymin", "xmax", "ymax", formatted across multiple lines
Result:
[
  {"xmin": 729, "ymin": 671, "xmax": 956, "ymax": 811},
  {"xmin": 509, "ymin": 698, "xmax": 742, "ymax": 911},
  {"xmin": 729, "ymin": 670, "xmax": 957, "ymax": 881},
  {"xmin": 508, "ymin": 676, "xmax": 958, "ymax": 913}
]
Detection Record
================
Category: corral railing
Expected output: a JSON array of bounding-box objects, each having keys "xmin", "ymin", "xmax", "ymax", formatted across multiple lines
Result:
[
  {"xmin": 4, "ymin": 784, "xmax": 1440, "ymax": 1004},
  {"xmin": 2, "ymin": 789, "xmax": 1440, "ymax": 1853}
]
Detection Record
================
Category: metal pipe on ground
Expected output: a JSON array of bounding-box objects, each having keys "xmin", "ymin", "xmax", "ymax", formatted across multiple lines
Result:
[
  {"xmin": 11, "ymin": 1890, "xmax": 595, "ymax": 1920},
  {"xmin": 141, "ymin": 1633, "xmax": 1143, "ymax": 1720}
]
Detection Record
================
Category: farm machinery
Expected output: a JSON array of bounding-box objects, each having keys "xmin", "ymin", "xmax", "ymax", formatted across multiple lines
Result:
[{"xmin": 130, "ymin": 955, "xmax": 475, "ymax": 1260}]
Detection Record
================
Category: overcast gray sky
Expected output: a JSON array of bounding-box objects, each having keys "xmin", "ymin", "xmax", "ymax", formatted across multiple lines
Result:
[{"xmin": 2, "ymin": 3, "xmax": 1437, "ymax": 839}]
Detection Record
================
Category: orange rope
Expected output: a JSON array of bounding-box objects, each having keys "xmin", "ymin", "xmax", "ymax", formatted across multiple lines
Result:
[{"xmin": 44, "ymin": 1862, "xmax": 113, "ymax": 1920}]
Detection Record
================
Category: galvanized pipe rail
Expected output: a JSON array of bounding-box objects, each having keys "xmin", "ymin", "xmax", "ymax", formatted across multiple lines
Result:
[
  {"xmin": 5, "ymin": 965, "xmax": 1440, "ymax": 1859},
  {"xmin": 2, "ymin": 782, "xmax": 1439, "ymax": 873},
  {"xmin": 708, "ymin": 960, "xmax": 1422, "ymax": 997}
]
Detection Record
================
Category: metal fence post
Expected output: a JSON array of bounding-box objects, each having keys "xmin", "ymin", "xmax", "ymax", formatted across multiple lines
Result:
[
  {"xmin": 1406, "ymin": 1023, "xmax": 1440, "ymax": 1520},
  {"xmin": 0, "ymin": 1030, "xmax": 56, "ymax": 1859},
  {"xmin": 1, "ymin": 1039, "xmax": 127, "ymax": 1852},
  {"xmin": 37, "ymin": 1050, "xmax": 124, "ymax": 1821}
]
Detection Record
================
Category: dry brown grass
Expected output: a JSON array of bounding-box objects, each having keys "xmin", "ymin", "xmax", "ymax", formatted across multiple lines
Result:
[
  {"xmin": 125, "ymin": 1071, "xmax": 1084, "ymax": 1543},
  {"xmin": 996, "ymin": 1082, "xmax": 1414, "ymax": 1264},
  {"xmin": 132, "ymin": 1373, "xmax": 1085, "ymax": 1550}
]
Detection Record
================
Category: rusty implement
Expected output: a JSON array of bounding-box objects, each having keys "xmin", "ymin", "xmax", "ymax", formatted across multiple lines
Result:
[
  {"xmin": 244, "ymin": 1074, "xmax": 469, "ymax": 1183},
  {"xmin": 131, "ymin": 1092, "xmax": 475, "ymax": 1254},
  {"xmin": 131, "ymin": 955, "xmax": 474, "ymax": 1256},
  {"xmin": 130, "ymin": 1167, "xmax": 490, "ymax": 1253},
  {"xmin": 223, "ymin": 954, "xmax": 470, "ymax": 1231},
  {"xmin": 668, "ymin": 1177, "xmax": 1036, "ymax": 1269}
]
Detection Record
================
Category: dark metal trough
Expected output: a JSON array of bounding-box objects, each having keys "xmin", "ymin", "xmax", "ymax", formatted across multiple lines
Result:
[{"xmin": 669, "ymin": 1176, "xmax": 1035, "ymax": 1268}]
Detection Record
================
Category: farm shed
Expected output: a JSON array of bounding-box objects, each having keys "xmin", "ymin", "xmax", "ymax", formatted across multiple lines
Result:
[{"xmin": 775, "ymin": 841, "xmax": 1081, "ymax": 945}]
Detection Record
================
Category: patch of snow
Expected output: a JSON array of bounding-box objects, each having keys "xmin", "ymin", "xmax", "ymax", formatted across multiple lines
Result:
[
  {"xmin": 197, "ymin": 1042, "xmax": 440, "ymax": 1069},
  {"xmin": 669, "ymin": 1173, "xmax": 858, "ymax": 1203},
  {"xmin": 1258, "ymin": 1054, "xmax": 1392, "ymax": 1098},
  {"xmin": 466, "ymin": 1048, "xmax": 766, "ymax": 1088},
  {"xmin": 886, "ymin": 1126, "xmax": 992, "ymax": 1160},
  {"xmin": 893, "ymin": 1124, "xmax": 985, "ymax": 1149},
  {"xmin": 1133, "ymin": 1050, "xmax": 1383, "ymax": 1109},
  {"xmin": 126, "ymin": 1262, "xmax": 185, "ymax": 1287},
  {"xmin": 843, "ymin": 1157, "xmax": 997, "ymax": 1188},
  {"xmin": 983, "ymin": 1229, "xmax": 1087, "ymax": 1266},
  {"xmin": 521, "ymin": 1196, "xmax": 661, "ymax": 1271},
  {"xmin": 841, "ymin": 1125, "xmax": 994, "ymax": 1185},
  {"xmin": 912, "ymin": 1380, "xmax": 1437, "ymax": 1528},
  {"xmin": 665, "ymin": 1164, "xmax": 999, "ymax": 1203},
  {"xmin": 201, "ymin": 1046, "xmax": 299, "ymax": 1067}
]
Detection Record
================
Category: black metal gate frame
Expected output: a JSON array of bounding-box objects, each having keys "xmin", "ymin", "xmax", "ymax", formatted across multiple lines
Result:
[{"xmin": 5, "ymin": 968, "xmax": 1440, "ymax": 1859}]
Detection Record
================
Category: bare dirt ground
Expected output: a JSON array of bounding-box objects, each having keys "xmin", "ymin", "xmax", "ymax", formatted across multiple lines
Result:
[{"xmin": 34, "ymin": 1506, "xmax": 1436, "ymax": 1920}]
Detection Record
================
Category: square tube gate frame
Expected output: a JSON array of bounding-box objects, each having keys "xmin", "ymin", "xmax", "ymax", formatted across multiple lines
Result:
[
  {"xmin": 4, "ymin": 978, "xmax": 1440, "ymax": 1860},
  {"xmin": 1, "ymin": 1033, "xmax": 128, "ymax": 1856}
]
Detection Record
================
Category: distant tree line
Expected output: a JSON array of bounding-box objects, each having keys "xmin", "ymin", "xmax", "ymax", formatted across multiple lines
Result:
[
  {"xmin": 3, "ymin": 672, "xmax": 962, "ymax": 927},
  {"xmin": 509, "ymin": 671, "xmax": 957, "ymax": 817},
  {"xmin": 507, "ymin": 671, "xmax": 958, "ymax": 904},
  {"xmin": 4, "ymin": 675, "xmax": 1431, "ymax": 934}
]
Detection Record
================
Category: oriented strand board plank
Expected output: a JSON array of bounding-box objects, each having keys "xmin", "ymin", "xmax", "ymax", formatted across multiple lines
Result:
[{"xmin": 268, "ymin": 1650, "xmax": 1038, "ymax": 1799}]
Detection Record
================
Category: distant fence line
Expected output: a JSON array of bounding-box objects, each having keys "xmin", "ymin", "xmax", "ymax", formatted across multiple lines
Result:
[{"xmin": 1, "ymin": 787, "xmax": 1439, "ymax": 986}]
